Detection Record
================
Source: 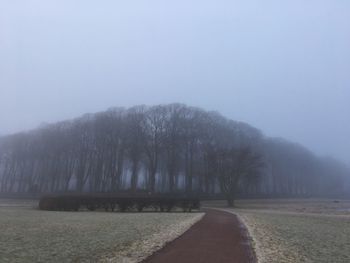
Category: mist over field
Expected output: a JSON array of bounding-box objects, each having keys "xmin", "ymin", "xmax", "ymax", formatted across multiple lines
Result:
[
  {"xmin": 0, "ymin": 0, "xmax": 349, "ymax": 167},
  {"xmin": 1, "ymin": 2, "xmax": 350, "ymax": 263}
]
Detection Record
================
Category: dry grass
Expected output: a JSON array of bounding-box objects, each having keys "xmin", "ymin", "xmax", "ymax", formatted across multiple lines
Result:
[
  {"xmin": 218, "ymin": 199, "xmax": 350, "ymax": 263},
  {"xmin": 0, "ymin": 199, "xmax": 203, "ymax": 263},
  {"xmin": 205, "ymin": 198, "xmax": 350, "ymax": 215}
]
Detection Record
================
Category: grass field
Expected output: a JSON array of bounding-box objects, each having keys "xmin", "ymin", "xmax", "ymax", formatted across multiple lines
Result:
[
  {"xmin": 3, "ymin": 198, "xmax": 349, "ymax": 263},
  {"xmin": 217, "ymin": 199, "xmax": 350, "ymax": 263},
  {"xmin": 0, "ymin": 199, "xmax": 203, "ymax": 263}
]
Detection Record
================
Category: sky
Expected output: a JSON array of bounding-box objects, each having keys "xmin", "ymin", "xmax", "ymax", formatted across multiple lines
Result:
[{"xmin": 0, "ymin": 0, "xmax": 349, "ymax": 164}]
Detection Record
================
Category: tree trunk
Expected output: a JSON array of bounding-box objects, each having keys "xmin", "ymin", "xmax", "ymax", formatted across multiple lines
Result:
[{"xmin": 226, "ymin": 195, "xmax": 235, "ymax": 207}]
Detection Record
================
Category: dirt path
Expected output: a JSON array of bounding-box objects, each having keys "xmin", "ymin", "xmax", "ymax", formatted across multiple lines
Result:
[{"xmin": 142, "ymin": 209, "xmax": 256, "ymax": 263}]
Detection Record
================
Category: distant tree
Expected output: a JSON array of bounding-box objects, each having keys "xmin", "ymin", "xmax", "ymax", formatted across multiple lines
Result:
[
  {"xmin": 0, "ymin": 103, "xmax": 348, "ymax": 199},
  {"xmin": 125, "ymin": 106, "xmax": 146, "ymax": 192},
  {"xmin": 143, "ymin": 106, "xmax": 167, "ymax": 193},
  {"xmin": 217, "ymin": 147, "xmax": 264, "ymax": 207}
]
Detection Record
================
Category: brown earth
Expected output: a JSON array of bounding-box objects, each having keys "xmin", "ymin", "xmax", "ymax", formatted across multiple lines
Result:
[{"xmin": 142, "ymin": 209, "xmax": 256, "ymax": 263}]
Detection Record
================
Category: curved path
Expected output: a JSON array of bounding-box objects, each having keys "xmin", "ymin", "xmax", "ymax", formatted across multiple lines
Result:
[{"xmin": 143, "ymin": 209, "xmax": 256, "ymax": 263}]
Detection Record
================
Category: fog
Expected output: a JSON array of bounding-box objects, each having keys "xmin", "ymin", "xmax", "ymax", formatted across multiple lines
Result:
[{"xmin": 0, "ymin": 0, "xmax": 349, "ymax": 164}]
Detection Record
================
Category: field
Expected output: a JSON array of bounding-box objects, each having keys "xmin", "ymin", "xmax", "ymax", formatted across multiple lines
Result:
[
  {"xmin": 0, "ymin": 199, "xmax": 203, "ymax": 263},
  {"xmin": 3, "ymin": 198, "xmax": 350, "ymax": 263},
  {"xmin": 216, "ymin": 199, "xmax": 350, "ymax": 263}
]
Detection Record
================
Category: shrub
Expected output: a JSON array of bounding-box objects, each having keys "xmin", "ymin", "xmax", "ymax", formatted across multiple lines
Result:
[{"xmin": 39, "ymin": 194, "xmax": 200, "ymax": 212}]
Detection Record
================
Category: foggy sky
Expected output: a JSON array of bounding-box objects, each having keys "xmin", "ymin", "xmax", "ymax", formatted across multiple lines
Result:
[{"xmin": 0, "ymin": 0, "xmax": 349, "ymax": 164}]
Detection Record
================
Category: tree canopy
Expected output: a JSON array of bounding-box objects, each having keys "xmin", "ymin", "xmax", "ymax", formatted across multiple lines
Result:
[{"xmin": 0, "ymin": 104, "xmax": 349, "ymax": 201}]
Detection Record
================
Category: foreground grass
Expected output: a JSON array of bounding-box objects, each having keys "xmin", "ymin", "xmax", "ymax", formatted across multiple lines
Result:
[
  {"xmin": 237, "ymin": 209, "xmax": 350, "ymax": 263},
  {"xmin": 0, "ymin": 200, "xmax": 203, "ymax": 263},
  {"xmin": 218, "ymin": 199, "xmax": 350, "ymax": 263}
]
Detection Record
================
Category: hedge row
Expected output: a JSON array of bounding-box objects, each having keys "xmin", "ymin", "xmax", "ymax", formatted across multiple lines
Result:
[{"xmin": 39, "ymin": 194, "xmax": 200, "ymax": 212}]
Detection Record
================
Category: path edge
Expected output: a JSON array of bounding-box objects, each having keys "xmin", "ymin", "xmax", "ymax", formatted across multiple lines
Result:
[
  {"xmin": 209, "ymin": 208, "xmax": 259, "ymax": 263},
  {"xmin": 99, "ymin": 213, "xmax": 205, "ymax": 263},
  {"xmin": 137, "ymin": 212, "xmax": 205, "ymax": 263}
]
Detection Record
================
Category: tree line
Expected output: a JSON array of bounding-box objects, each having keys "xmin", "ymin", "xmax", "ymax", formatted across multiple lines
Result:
[{"xmin": 0, "ymin": 104, "xmax": 349, "ymax": 200}]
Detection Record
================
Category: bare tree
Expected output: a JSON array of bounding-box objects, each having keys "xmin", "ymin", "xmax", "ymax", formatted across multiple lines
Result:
[
  {"xmin": 125, "ymin": 106, "xmax": 146, "ymax": 192},
  {"xmin": 0, "ymin": 103, "xmax": 348, "ymax": 199},
  {"xmin": 217, "ymin": 147, "xmax": 264, "ymax": 206},
  {"xmin": 143, "ymin": 106, "xmax": 166, "ymax": 193}
]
